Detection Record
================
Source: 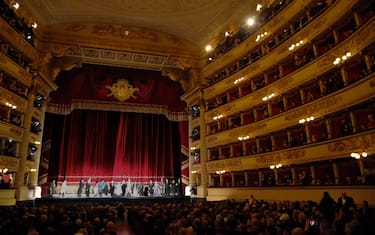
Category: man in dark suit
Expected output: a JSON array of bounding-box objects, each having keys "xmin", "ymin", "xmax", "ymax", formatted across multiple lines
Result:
[
  {"xmin": 337, "ymin": 192, "xmax": 355, "ymax": 210},
  {"xmin": 337, "ymin": 192, "xmax": 355, "ymax": 222}
]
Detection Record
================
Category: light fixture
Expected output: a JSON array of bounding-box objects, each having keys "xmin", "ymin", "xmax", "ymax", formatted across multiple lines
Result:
[
  {"xmin": 333, "ymin": 52, "xmax": 351, "ymax": 65},
  {"xmin": 256, "ymin": 3, "xmax": 263, "ymax": 12},
  {"xmin": 213, "ymin": 114, "xmax": 223, "ymax": 120},
  {"xmin": 238, "ymin": 136, "xmax": 250, "ymax": 141},
  {"xmin": 11, "ymin": 2, "xmax": 19, "ymax": 9},
  {"xmin": 299, "ymin": 116, "xmax": 314, "ymax": 124},
  {"xmin": 270, "ymin": 163, "xmax": 282, "ymax": 169},
  {"xmin": 289, "ymin": 40, "xmax": 304, "ymax": 51},
  {"xmin": 255, "ymin": 32, "xmax": 268, "ymax": 42},
  {"xmin": 262, "ymin": 93, "xmax": 275, "ymax": 101},
  {"xmin": 351, "ymin": 151, "xmax": 368, "ymax": 159},
  {"xmin": 246, "ymin": 17, "xmax": 255, "ymax": 26},
  {"xmin": 31, "ymin": 22, "xmax": 38, "ymax": 29},
  {"xmin": 216, "ymin": 170, "xmax": 226, "ymax": 175},
  {"xmin": 225, "ymin": 31, "xmax": 231, "ymax": 37},
  {"xmin": 234, "ymin": 76, "xmax": 245, "ymax": 84},
  {"xmin": 191, "ymin": 170, "xmax": 197, "ymax": 174},
  {"xmin": 5, "ymin": 102, "xmax": 17, "ymax": 109},
  {"xmin": 205, "ymin": 45, "xmax": 212, "ymax": 52}
]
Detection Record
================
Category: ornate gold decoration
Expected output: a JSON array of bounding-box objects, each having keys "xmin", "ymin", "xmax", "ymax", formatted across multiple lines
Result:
[{"xmin": 106, "ymin": 79, "xmax": 139, "ymax": 102}]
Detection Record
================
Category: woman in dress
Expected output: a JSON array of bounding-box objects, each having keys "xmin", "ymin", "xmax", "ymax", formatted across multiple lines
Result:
[
  {"xmin": 93, "ymin": 181, "xmax": 99, "ymax": 197},
  {"xmin": 60, "ymin": 179, "xmax": 67, "ymax": 197}
]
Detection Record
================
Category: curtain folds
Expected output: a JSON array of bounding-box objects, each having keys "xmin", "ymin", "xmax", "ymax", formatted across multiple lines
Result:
[{"xmin": 47, "ymin": 110, "xmax": 180, "ymax": 182}]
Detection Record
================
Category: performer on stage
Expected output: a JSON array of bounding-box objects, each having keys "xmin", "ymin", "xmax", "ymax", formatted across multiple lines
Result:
[
  {"xmin": 60, "ymin": 179, "xmax": 67, "ymax": 197},
  {"xmin": 148, "ymin": 180, "xmax": 154, "ymax": 197},
  {"xmin": 77, "ymin": 178, "xmax": 84, "ymax": 197},
  {"xmin": 125, "ymin": 178, "xmax": 132, "ymax": 197},
  {"xmin": 98, "ymin": 179, "xmax": 105, "ymax": 197},
  {"xmin": 165, "ymin": 178, "xmax": 170, "ymax": 196},
  {"xmin": 153, "ymin": 181, "xmax": 162, "ymax": 197},
  {"xmin": 85, "ymin": 177, "xmax": 91, "ymax": 197},
  {"xmin": 121, "ymin": 180, "xmax": 127, "ymax": 196},
  {"xmin": 115, "ymin": 181, "xmax": 122, "ymax": 196},
  {"xmin": 93, "ymin": 181, "xmax": 99, "ymax": 197},
  {"xmin": 109, "ymin": 180, "xmax": 115, "ymax": 197},
  {"xmin": 49, "ymin": 180, "xmax": 56, "ymax": 197}
]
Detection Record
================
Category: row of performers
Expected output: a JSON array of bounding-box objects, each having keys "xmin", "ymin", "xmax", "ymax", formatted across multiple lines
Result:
[{"xmin": 49, "ymin": 178, "xmax": 182, "ymax": 198}]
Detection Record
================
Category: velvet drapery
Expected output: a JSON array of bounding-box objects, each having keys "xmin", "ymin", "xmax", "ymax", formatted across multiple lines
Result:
[{"xmin": 45, "ymin": 110, "xmax": 181, "ymax": 183}]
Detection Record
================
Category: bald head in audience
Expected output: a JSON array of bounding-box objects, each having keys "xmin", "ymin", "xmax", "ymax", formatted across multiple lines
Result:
[{"xmin": 291, "ymin": 227, "xmax": 306, "ymax": 235}]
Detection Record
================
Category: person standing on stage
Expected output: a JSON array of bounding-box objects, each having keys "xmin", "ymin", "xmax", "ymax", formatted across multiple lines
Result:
[
  {"xmin": 109, "ymin": 180, "xmax": 115, "ymax": 197},
  {"xmin": 85, "ymin": 177, "xmax": 91, "ymax": 197},
  {"xmin": 93, "ymin": 181, "xmax": 99, "ymax": 197},
  {"xmin": 148, "ymin": 180, "xmax": 154, "ymax": 197},
  {"xmin": 171, "ymin": 179, "xmax": 176, "ymax": 196},
  {"xmin": 49, "ymin": 180, "xmax": 56, "ymax": 197},
  {"xmin": 125, "ymin": 178, "xmax": 132, "ymax": 197},
  {"xmin": 60, "ymin": 179, "xmax": 67, "ymax": 197},
  {"xmin": 165, "ymin": 178, "xmax": 170, "ymax": 196},
  {"xmin": 121, "ymin": 180, "xmax": 127, "ymax": 196},
  {"xmin": 98, "ymin": 179, "xmax": 105, "ymax": 197},
  {"xmin": 153, "ymin": 181, "xmax": 161, "ymax": 197},
  {"xmin": 77, "ymin": 178, "xmax": 84, "ymax": 197}
]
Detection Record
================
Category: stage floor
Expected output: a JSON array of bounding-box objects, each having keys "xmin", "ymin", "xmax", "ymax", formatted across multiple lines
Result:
[{"xmin": 34, "ymin": 194, "xmax": 190, "ymax": 205}]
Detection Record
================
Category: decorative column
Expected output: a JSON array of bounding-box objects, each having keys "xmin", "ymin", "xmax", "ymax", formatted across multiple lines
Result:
[
  {"xmin": 258, "ymin": 170, "xmax": 264, "ymax": 186},
  {"xmin": 325, "ymin": 119, "xmax": 332, "ymax": 139},
  {"xmin": 28, "ymin": 105, "xmax": 47, "ymax": 187},
  {"xmin": 332, "ymin": 162, "xmax": 339, "ymax": 185},
  {"xmin": 291, "ymin": 167, "xmax": 297, "ymax": 185},
  {"xmin": 15, "ymin": 91, "xmax": 34, "ymax": 197},
  {"xmin": 358, "ymin": 159, "xmax": 366, "ymax": 184},
  {"xmin": 349, "ymin": 111, "xmax": 357, "ymax": 133},
  {"xmin": 198, "ymin": 92, "xmax": 208, "ymax": 197},
  {"xmin": 340, "ymin": 67, "xmax": 349, "ymax": 86},
  {"xmin": 310, "ymin": 165, "xmax": 316, "ymax": 185},
  {"xmin": 274, "ymin": 169, "xmax": 279, "ymax": 185}
]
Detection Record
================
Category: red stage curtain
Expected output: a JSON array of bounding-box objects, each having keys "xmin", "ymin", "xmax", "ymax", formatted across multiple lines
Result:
[{"xmin": 47, "ymin": 110, "xmax": 180, "ymax": 182}]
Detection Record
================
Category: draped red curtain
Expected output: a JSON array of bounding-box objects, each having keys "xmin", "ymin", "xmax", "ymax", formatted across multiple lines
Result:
[{"xmin": 47, "ymin": 110, "xmax": 180, "ymax": 182}]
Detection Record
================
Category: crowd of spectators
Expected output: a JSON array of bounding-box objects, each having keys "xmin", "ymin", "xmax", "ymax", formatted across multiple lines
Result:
[{"xmin": 0, "ymin": 192, "xmax": 374, "ymax": 235}]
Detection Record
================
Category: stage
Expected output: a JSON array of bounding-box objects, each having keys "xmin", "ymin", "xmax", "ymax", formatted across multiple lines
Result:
[{"xmin": 32, "ymin": 194, "xmax": 191, "ymax": 206}]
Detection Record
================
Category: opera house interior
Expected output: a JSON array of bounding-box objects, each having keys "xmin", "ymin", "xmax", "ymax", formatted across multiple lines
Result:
[{"xmin": 0, "ymin": 0, "xmax": 375, "ymax": 234}]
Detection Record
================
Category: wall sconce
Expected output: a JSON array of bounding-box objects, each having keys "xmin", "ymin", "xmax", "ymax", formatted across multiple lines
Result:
[
  {"xmin": 262, "ymin": 93, "xmax": 275, "ymax": 101},
  {"xmin": 31, "ymin": 22, "xmax": 38, "ymax": 29},
  {"xmin": 270, "ymin": 163, "xmax": 282, "ymax": 169},
  {"xmin": 11, "ymin": 2, "xmax": 20, "ymax": 9},
  {"xmin": 216, "ymin": 170, "xmax": 226, "ymax": 175},
  {"xmin": 191, "ymin": 170, "xmax": 197, "ymax": 174},
  {"xmin": 234, "ymin": 76, "xmax": 245, "ymax": 84},
  {"xmin": 289, "ymin": 40, "xmax": 304, "ymax": 51},
  {"xmin": 351, "ymin": 151, "xmax": 367, "ymax": 159},
  {"xmin": 255, "ymin": 32, "xmax": 268, "ymax": 42},
  {"xmin": 299, "ymin": 116, "xmax": 314, "ymax": 124},
  {"xmin": 5, "ymin": 102, "xmax": 17, "ymax": 109},
  {"xmin": 205, "ymin": 45, "xmax": 213, "ymax": 52},
  {"xmin": 333, "ymin": 52, "xmax": 351, "ymax": 65},
  {"xmin": 213, "ymin": 114, "xmax": 223, "ymax": 120},
  {"xmin": 238, "ymin": 136, "xmax": 250, "ymax": 141}
]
